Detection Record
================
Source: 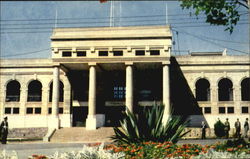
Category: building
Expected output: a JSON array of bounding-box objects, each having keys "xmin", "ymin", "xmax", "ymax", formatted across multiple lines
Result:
[{"xmin": 0, "ymin": 26, "xmax": 249, "ymax": 131}]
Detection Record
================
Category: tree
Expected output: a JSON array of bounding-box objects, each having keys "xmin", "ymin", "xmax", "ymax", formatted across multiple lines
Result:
[{"xmin": 181, "ymin": 0, "xmax": 249, "ymax": 33}]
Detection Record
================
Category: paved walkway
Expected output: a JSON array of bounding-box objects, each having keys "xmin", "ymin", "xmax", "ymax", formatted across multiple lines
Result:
[{"xmin": 0, "ymin": 139, "xmax": 229, "ymax": 159}]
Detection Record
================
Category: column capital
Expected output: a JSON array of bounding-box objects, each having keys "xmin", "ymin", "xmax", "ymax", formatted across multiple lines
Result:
[
  {"xmin": 162, "ymin": 61, "xmax": 170, "ymax": 65},
  {"xmin": 88, "ymin": 62, "xmax": 97, "ymax": 66},
  {"xmin": 125, "ymin": 62, "xmax": 133, "ymax": 65}
]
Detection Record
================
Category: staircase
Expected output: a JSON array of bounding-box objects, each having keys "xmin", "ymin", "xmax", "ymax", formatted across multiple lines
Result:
[{"xmin": 50, "ymin": 127, "xmax": 115, "ymax": 143}]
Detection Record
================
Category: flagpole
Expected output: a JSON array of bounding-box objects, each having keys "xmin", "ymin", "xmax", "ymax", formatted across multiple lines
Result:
[{"xmin": 110, "ymin": 0, "xmax": 114, "ymax": 27}]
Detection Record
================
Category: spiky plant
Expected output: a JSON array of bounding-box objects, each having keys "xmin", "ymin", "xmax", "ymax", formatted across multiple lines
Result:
[{"xmin": 111, "ymin": 105, "xmax": 190, "ymax": 144}]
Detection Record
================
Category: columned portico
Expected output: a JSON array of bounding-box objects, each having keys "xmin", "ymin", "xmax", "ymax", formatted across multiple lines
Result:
[
  {"xmin": 126, "ymin": 64, "xmax": 133, "ymax": 113},
  {"xmin": 51, "ymin": 66, "xmax": 60, "ymax": 129},
  {"xmin": 86, "ymin": 65, "xmax": 97, "ymax": 130},
  {"xmin": 162, "ymin": 64, "xmax": 170, "ymax": 123}
]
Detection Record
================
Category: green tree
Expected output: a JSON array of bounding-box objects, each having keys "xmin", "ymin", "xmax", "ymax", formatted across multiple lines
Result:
[{"xmin": 181, "ymin": 0, "xmax": 249, "ymax": 33}]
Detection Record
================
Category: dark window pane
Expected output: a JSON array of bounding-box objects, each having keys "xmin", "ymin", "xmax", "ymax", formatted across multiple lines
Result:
[
  {"xmin": 6, "ymin": 80, "xmax": 20, "ymax": 102},
  {"xmin": 135, "ymin": 50, "xmax": 145, "ymax": 56},
  {"xmin": 218, "ymin": 78, "xmax": 233, "ymax": 101},
  {"xmin": 26, "ymin": 108, "xmax": 33, "ymax": 114},
  {"xmin": 204, "ymin": 107, "xmax": 211, "ymax": 114},
  {"xmin": 35, "ymin": 108, "xmax": 41, "ymax": 114},
  {"xmin": 196, "ymin": 79, "xmax": 210, "ymax": 101},
  {"xmin": 219, "ymin": 107, "xmax": 225, "ymax": 114},
  {"xmin": 113, "ymin": 51, "xmax": 123, "ymax": 56},
  {"xmin": 62, "ymin": 51, "xmax": 72, "ymax": 57},
  {"xmin": 5, "ymin": 108, "xmax": 11, "ymax": 114},
  {"xmin": 13, "ymin": 108, "xmax": 19, "ymax": 114},
  {"xmin": 227, "ymin": 107, "xmax": 234, "ymax": 114},
  {"xmin": 48, "ymin": 108, "xmax": 52, "ymax": 114},
  {"xmin": 77, "ymin": 51, "xmax": 86, "ymax": 57},
  {"xmin": 59, "ymin": 108, "xmax": 63, "ymax": 114},
  {"xmin": 241, "ymin": 78, "xmax": 250, "ymax": 101},
  {"xmin": 28, "ymin": 80, "xmax": 42, "ymax": 102},
  {"xmin": 150, "ymin": 50, "xmax": 160, "ymax": 55},
  {"xmin": 242, "ymin": 107, "xmax": 249, "ymax": 113},
  {"xmin": 99, "ymin": 51, "xmax": 108, "ymax": 56}
]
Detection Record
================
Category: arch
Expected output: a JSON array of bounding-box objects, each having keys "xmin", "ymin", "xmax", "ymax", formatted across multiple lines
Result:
[
  {"xmin": 241, "ymin": 78, "xmax": 250, "ymax": 101},
  {"xmin": 49, "ymin": 81, "xmax": 64, "ymax": 102},
  {"xmin": 218, "ymin": 78, "xmax": 233, "ymax": 101},
  {"xmin": 6, "ymin": 80, "xmax": 21, "ymax": 102},
  {"xmin": 195, "ymin": 78, "xmax": 210, "ymax": 101},
  {"xmin": 27, "ymin": 80, "xmax": 42, "ymax": 101}
]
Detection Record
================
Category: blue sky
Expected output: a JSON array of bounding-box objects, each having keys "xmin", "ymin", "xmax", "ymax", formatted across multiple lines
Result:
[{"xmin": 0, "ymin": 1, "xmax": 249, "ymax": 59}]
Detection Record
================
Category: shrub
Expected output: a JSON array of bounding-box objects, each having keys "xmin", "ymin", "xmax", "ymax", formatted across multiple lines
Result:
[
  {"xmin": 0, "ymin": 150, "xmax": 18, "ymax": 159},
  {"xmin": 214, "ymin": 120, "xmax": 225, "ymax": 137},
  {"xmin": 48, "ymin": 143, "xmax": 124, "ymax": 159},
  {"xmin": 193, "ymin": 149, "xmax": 250, "ymax": 159},
  {"xmin": 111, "ymin": 105, "xmax": 190, "ymax": 144}
]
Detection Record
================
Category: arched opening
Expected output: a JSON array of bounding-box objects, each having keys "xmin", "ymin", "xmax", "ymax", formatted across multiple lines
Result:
[
  {"xmin": 241, "ymin": 78, "xmax": 250, "ymax": 101},
  {"xmin": 6, "ymin": 80, "xmax": 20, "ymax": 102},
  {"xmin": 218, "ymin": 78, "xmax": 233, "ymax": 101},
  {"xmin": 195, "ymin": 78, "xmax": 210, "ymax": 101},
  {"xmin": 28, "ymin": 80, "xmax": 42, "ymax": 101},
  {"xmin": 49, "ymin": 81, "xmax": 64, "ymax": 102}
]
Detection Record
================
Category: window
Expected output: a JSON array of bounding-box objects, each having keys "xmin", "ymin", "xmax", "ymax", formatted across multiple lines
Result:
[
  {"xmin": 227, "ymin": 107, "xmax": 234, "ymax": 114},
  {"xmin": 48, "ymin": 108, "xmax": 52, "ymax": 114},
  {"xmin": 113, "ymin": 51, "xmax": 123, "ymax": 56},
  {"xmin": 219, "ymin": 107, "xmax": 225, "ymax": 114},
  {"xmin": 114, "ymin": 86, "xmax": 125, "ymax": 100},
  {"xmin": 48, "ymin": 107, "xmax": 63, "ymax": 114},
  {"xmin": 26, "ymin": 108, "xmax": 33, "ymax": 114},
  {"xmin": 241, "ymin": 78, "xmax": 250, "ymax": 101},
  {"xmin": 6, "ymin": 80, "xmax": 20, "ymax": 102},
  {"xmin": 62, "ymin": 51, "xmax": 72, "ymax": 57},
  {"xmin": 49, "ymin": 81, "xmax": 64, "ymax": 102},
  {"xmin": 35, "ymin": 108, "xmax": 41, "ymax": 114},
  {"xmin": 218, "ymin": 78, "xmax": 233, "ymax": 101},
  {"xmin": 195, "ymin": 79, "xmax": 210, "ymax": 101},
  {"xmin": 150, "ymin": 50, "xmax": 160, "ymax": 55},
  {"xmin": 241, "ymin": 107, "xmax": 249, "ymax": 113},
  {"xmin": 99, "ymin": 51, "xmax": 108, "ymax": 56},
  {"xmin": 77, "ymin": 51, "xmax": 86, "ymax": 57},
  {"xmin": 28, "ymin": 80, "xmax": 42, "ymax": 102},
  {"xmin": 59, "ymin": 108, "xmax": 64, "ymax": 114},
  {"xmin": 4, "ymin": 108, "xmax": 11, "ymax": 114},
  {"xmin": 135, "ymin": 50, "xmax": 145, "ymax": 56},
  {"xmin": 204, "ymin": 107, "xmax": 211, "ymax": 114},
  {"xmin": 13, "ymin": 108, "xmax": 20, "ymax": 114}
]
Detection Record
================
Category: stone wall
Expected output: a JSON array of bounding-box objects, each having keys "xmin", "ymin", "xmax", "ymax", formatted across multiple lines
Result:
[
  {"xmin": 183, "ymin": 128, "xmax": 249, "ymax": 138},
  {"xmin": 8, "ymin": 127, "xmax": 48, "ymax": 139}
]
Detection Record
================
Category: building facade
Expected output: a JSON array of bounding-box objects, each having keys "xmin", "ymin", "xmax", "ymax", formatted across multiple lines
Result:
[{"xmin": 0, "ymin": 26, "xmax": 249, "ymax": 130}]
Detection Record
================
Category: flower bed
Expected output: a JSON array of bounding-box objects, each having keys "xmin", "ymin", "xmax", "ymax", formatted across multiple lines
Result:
[{"xmin": 105, "ymin": 140, "xmax": 250, "ymax": 159}]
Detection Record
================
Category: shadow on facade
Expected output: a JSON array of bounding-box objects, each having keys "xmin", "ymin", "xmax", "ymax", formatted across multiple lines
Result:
[{"xmin": 170, "ymin": 57, "xmax": 208, "ymax": 127}]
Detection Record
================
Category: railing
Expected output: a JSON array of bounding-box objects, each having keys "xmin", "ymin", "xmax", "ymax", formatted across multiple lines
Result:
[
  {"xmin": 5, "ymin": 95, "xmax": 20, "ymax": 102},
  {"xmin": 27, "ymin": 95, "xmax": 42, "ymax": 102}
]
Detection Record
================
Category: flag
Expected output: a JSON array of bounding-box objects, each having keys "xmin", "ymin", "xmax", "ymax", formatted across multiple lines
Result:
[{"xmin": 100, "ymin": 0, "xmax": 108, "ymax": 3}]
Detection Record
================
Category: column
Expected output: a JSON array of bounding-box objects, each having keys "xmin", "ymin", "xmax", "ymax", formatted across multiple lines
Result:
[
  {"xmin": 234, "ymin": 86, "xmax": 241, "ymax": 114},
  {"xmin": 51, "ymin": 66, "xmax": 60, "ymax": 129},
  {"xmin": 86, "ymin": 65, "xmax": 97, "ymax": 130},
  {"xmin": 126, "ymin": 64, "xmax": 133, "ymax": 112},
  {"xmin": 162, "ymin": 64, "xmax": 170, "ymax": 123}
]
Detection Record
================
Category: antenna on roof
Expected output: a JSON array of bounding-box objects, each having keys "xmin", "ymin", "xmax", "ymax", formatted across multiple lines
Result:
[
  {"xmin": 110, "ymin": 0, "xmax": 114, "ymax": 27},
  {"xmin": 165, "ymin": 2, "xmax": 168, "ymax": 25},
  {"xmin": 55, "ymin": 4, "xmax": 58, "ymax": 28}
]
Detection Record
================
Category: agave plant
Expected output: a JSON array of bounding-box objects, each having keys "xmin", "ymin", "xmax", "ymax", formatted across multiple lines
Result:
[{"xmin": 111, "ymin": 105, "xmax": 190, "ymax": 144}]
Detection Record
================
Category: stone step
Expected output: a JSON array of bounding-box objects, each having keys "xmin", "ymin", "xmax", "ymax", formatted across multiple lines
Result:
[{"xmin": 50, "ymin": 127, "xmax": 115, "ymax": 143}]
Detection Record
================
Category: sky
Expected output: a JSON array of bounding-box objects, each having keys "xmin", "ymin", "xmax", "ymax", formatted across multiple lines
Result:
[{"xmin": 0, "ymin": 1, "xmax": 249, "ymax": 59}]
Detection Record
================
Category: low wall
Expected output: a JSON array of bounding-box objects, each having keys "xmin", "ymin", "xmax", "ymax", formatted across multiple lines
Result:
[
  {"xmin": 8, "ymin": 127, "xmax": 48, "ymax": 139},
  {"xmin": 183, "ymin": 128, "xmax": 249, "ymax": 138}
]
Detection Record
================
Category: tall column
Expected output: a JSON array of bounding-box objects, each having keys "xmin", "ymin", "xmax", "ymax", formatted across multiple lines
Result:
[
  {"xmin": 86, "ymin": 65, "xmax": 97, "ymax": 130},
  {"xmin": 162, "ymin": 64, "xmax": 170, "ymax": 123},
  {"xmin": 126, "ymin": 64, "xmax": 133, "ymax": 112},
  {"xmin": 51, "ymin": 66, "xmax": 60, "ymax": 129}
]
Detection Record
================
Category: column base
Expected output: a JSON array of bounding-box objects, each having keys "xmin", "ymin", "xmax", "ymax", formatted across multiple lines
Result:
[
  {"xmin": 86, "ymin": 115, "xmax": 97, "ymax": 130},
  {"xmin": 162, "ymin": 114, "xmax": 170, "ymax": 125},
  {"xmin": 49, "ymin": 116, "xmax": 60, "ymax": 129}
]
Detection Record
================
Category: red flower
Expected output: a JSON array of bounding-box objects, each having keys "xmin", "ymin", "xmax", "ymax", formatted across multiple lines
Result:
[{"xmin": 100, "ymin": 0, "xmax": 108, "ymax": 3}]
